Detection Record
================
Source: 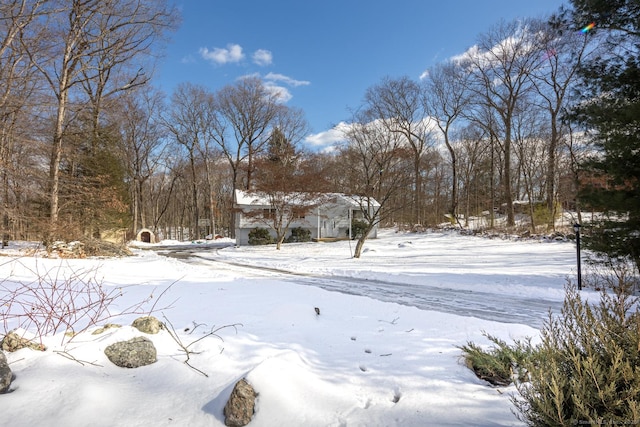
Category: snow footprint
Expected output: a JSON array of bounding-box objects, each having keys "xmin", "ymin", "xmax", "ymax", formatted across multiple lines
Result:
[{"xmin": 392, "ymin": 388, "xmax": 402, "ymax": 404}]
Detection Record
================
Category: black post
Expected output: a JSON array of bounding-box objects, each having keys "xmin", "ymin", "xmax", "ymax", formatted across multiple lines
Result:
[{"xmin": 574, "ymin": 223, "xmax": 582, "ymax": 290}]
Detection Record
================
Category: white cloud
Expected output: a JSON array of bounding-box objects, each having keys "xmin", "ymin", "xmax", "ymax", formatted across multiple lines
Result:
[
  {"xmin": 264, "ymin": 72, "xmax": 310, "ymax": 87},
  {"xmin": 264, "ymin": 82, "xmax": 293, "ymax": 103},
  {"xmin": 199, "ymin": 43, "xmax": 245, "ymax": 65},
  {"xmin": 450, "ymin": 24, "xmax": 537, "ymax": 69},
  {"xmin": 239, "ymin": 72, "xmax": 261, "ymax": 80},
  {"xmin": 237, "ymin": 73, "xmax": 294, "ymax": 103},
  {"xmin": 234, "ymin": 72, "xmax": 310, "ymax": 104},
  {"xmin": 253, "ymin": 49, "xmax": 273, "ymax": 66},
  {"xmin": 304, "ymin": 122, "xmax": 351, "ymax": 149}
]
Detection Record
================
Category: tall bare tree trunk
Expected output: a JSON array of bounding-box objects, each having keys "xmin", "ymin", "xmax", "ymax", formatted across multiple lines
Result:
[
  {"xmin": 504, "ymin": 123, "xmax": 514, "ymax": 227},
  {"xmin": 49, "ymin": 86, "xmax": 69, "ymax": 230},
  {"xmin": 546, "ymin": 118, "xmax": 558, "ymax": 225}
]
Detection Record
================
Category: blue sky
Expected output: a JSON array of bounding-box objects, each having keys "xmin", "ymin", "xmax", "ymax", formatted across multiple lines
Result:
[{"xmin": 157, "ymin": 0, "xmax": 566, "ymax": 149}]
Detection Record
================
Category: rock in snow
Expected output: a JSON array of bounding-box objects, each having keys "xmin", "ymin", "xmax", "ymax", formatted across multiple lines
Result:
[
  {"xmin": 132, "ymin": 316, "xmax": 164, "ymax": 334},
  {"xmin": 0, "ymin": 351, "xmax": 12, "ymax": 393},
  {"xmin": 104, "ymin": 336, "xmax": 157, "ymax": 368},
  {"xmin": 224, "ymin": 378, "xmax": 257, "ymax": 427}
]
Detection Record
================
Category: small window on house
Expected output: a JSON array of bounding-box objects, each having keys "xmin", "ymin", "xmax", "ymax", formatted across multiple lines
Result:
[
  {"xmin": 292, "ymin": 208, "xmax": 305, "ymax": 220},
  {"xmin": 263, "ymin": 208, "xmax": 274, "ymax": 219}
]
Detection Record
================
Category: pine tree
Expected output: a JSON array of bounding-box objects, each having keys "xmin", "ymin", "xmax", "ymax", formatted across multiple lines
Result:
[
  {"xmin": 569, "ymin": 0, "xmax": 640, "ymax": 272},
  {"xmin": 60, "ymin": 120, "xmax": 130, "ymax": 240}
]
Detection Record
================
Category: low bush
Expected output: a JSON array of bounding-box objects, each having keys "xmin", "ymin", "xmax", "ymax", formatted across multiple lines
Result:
[
  {"xmin": 461, "ymin": 278, "xmax": 640, "ymax": 425},
  {"xmin": 459, "ymin": 333, "xmax": 533, "ymax": 386},
  {"xmin": 513, "ymin": 282, "xmax": 640, "ymax": 426},
  {"xmin": 348, "ymin": 220, "xmax": 368, "ymax": 240},
  {"xmin": 285, "ymin": 227, "xmax": 311, "ymax": 243},
  {"xmin": 248, "ymin": 227, "xmax": 273, "ymax": 245},
  {"xmin": 0, "ymin": 260, "xmax": 156, "ymax": 345}
]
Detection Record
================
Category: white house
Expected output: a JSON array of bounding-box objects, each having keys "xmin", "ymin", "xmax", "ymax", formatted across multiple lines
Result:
[{"xmin": 234, "ymin": 189, "xmax": 380, "ymax": 246}]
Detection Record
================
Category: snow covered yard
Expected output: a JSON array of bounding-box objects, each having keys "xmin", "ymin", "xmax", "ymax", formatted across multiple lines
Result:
[{"xmin": 0, "ymin": 229, "xmax": 582, "ymax": 426}]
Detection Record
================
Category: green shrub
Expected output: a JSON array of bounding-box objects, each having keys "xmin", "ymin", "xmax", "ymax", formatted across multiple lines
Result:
[
  {"xmin": 462, "ymin": 280, "xmax": 640, "ymax": 425},
  {"xmin": 513, "ymin": 283, "xmax": 640, "ymax": 426},
  {"xmin": 459, "ymin": 333, "xmax": 533, "ymax": 386},
  {"xmin": 532, "ymin": 203, "xmax": 551, "ymax": 227},
  {"xmin": 248, "ymin": 227, "xmax": 273, "ymax": 245},
  {"xmin": 348, "ymin": 220, "xmax": 368, "ymax": 240},
  {"xmin": 285, "ymin": 227, "xmax": 311, "ymax": 243}
]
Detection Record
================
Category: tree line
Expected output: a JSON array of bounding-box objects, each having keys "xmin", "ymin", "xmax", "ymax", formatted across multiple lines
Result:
[{"xmin": 0, "ymin": 1, "xmax": 637, "ymax": 268}]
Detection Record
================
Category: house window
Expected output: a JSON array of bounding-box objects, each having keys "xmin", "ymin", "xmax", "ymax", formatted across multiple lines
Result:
[
  {"xmin": 262, "ymin": 208, "xmax": 274, "ymax": 219},
  {"xmin": 292, "ymin": 207, "xmax": 306, "ymax": 220}
]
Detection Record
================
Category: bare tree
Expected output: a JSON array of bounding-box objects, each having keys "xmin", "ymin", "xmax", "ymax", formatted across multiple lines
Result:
[
  {"xmin": 0, "ymin": 0, "xmax": 44, "ymax": 114},
  {"xmin": 423, "ymin": 60, "xmax": 471, "ymax": 224},
  {"xmin": 513, "ymin": 105, "xmax": 549, "ymax": 232},
  {"xmin": 342, "ymin": 113, "xmax": 411, "ymax": 258},
  {"xmin": 21, "ymin": 0, "xmax": 177, "ymax": 239},
  {"xmin": 363, "ymin": 76, "xmax": 435, "ymax": 227},
  {"xmin": 0, "ymin": 0, "xmax": 47, "ymax": 245},
  {"xmin": 117, "ymin": 87, "xmax": 167, "ymax": 235},
  {"xmin": 527, "ymin": 15, "xmax": 591, "ymax": 228},
  {"xmin": 455, "ymin": 124, "xmax": 490, "ymax": 228},
  {"xmin": 79, "ymin": 0, "xmax": 177, "ymax": 148},
  {"xmin": 240, "ymin": 104, "xmax": 318, "ymax": 247},
  {"xmin": 165, "ymin": 83, "xmax": 217, "ymax": 240},
  {"xmin": 272, "ymin": 105, "xmax": 310, "ymax": 153},
  {"xmin": 198, "ymin": 144, "xmax": 225, "ymax": 238},
  {"xmin": 214, "ymin": 77, "xmax": 281, "ymax": 237},
  {"xmin": 216, "ymin": 76, "xmax": 281, "ymax": 191},
  {"xmin": 463, "ymin": 19, "xmax": 541, "ymax": 227},
  {"xmin": 147, "ymin": 162, "xmax": 180, "ymax": 236}
]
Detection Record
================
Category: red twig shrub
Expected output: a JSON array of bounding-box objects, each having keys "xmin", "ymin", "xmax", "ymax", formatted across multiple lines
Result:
[{"xmin": 0, "ymin": 259, "xmax": 154, "ymax": 344}]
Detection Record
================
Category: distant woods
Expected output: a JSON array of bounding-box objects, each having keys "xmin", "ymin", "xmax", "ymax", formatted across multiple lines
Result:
[
  {"xmin": 0, "ymin": 0, "xmax": 178, "ymax": 243},
  {"xmin": 0, "ymin": 4, "xmax": 612, "ymax": 243}
]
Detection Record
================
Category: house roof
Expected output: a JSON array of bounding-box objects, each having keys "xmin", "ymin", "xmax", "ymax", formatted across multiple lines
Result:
[
  {"xmin": 234, "ymin": 190, "xmax": 380, "ymax": 208},
  {"xmin": 329, "ymin": 193, "xmax": 381, "ymax": 208},
  {"xmin": 234, "ymin": 190, "xmax": 270, "ymax": 206}
]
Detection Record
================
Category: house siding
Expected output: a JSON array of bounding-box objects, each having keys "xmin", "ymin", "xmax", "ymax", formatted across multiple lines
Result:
[{"xmin": 233, "ymin": 190, "xmax": 379, "ymax": 246}]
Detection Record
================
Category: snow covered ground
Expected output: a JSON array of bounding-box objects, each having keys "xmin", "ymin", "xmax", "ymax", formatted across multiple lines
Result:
[{"xmin": 0, "ymin": 229, "xmax": 586, "ymax": 426}]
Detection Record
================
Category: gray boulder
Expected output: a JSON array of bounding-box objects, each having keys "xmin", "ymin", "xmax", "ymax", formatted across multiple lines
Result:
[
  {"xmin": 224, "ymin": 378, "xmax": 257, "ymax": 427},
  {"xmin": 1, "ymin": 331, "xmax": 46, "ymax": 352},
  {"xmin": 104, "ymin": 337, "xmax": 157, "ymax": 368},
  {"xmin": 0, "ymin": 351, "xmax": 12, "ymax": 393},
  {"xmin": 132, "ymin": 316, "xmax": 164, "ymax": 334}
]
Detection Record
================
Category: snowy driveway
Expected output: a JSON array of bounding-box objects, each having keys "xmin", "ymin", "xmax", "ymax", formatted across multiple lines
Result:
[{"xmin": 155, "ymin": 230, "xmax": 574, "ymax": 329}]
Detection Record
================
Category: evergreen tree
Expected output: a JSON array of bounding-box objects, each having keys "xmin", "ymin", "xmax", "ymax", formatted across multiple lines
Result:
[
  {"xmin": 60, "ymin": 119, "xmax": 130, "ymax": 240},
  {"xmin": 570, "ymin": 0, "xmax": 640, "ymax": 272}
]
